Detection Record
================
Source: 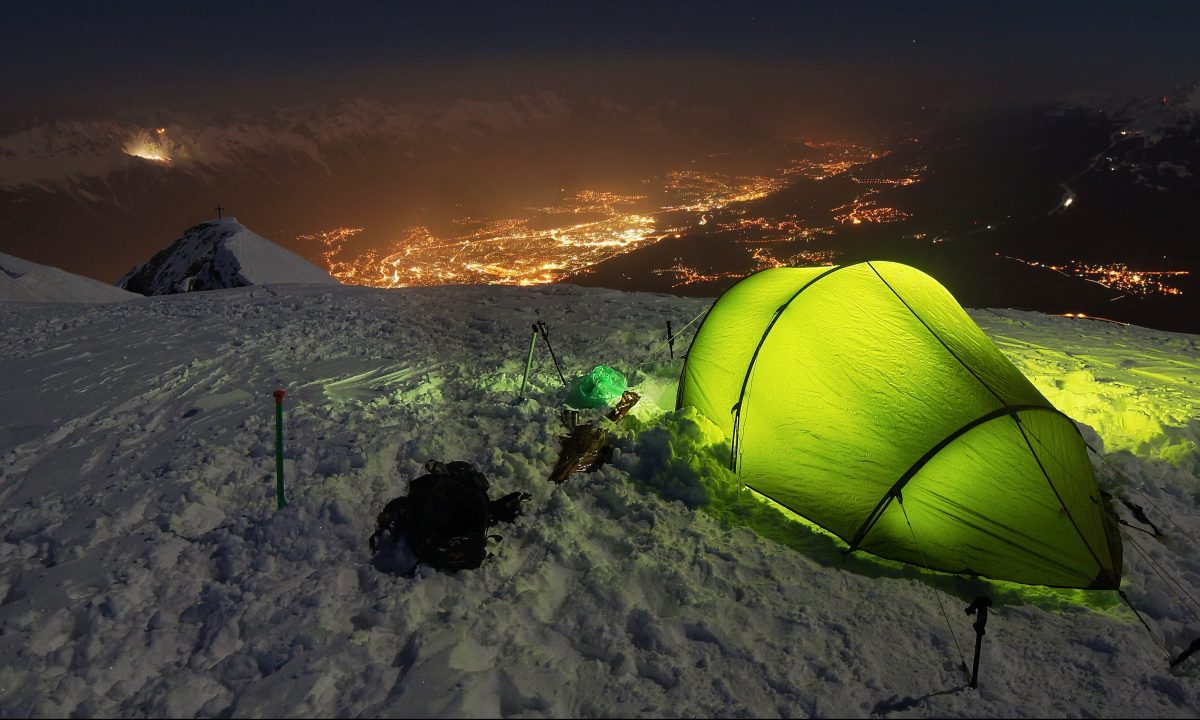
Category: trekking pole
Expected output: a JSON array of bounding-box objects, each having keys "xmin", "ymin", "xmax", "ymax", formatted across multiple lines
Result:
[
  {"xmin": 667, "ymin": 320, "xmax": 675, "ymax": 359},
  {"xmin": 965, "ymin": 596, "xmax": 992, "ymax": 688},
  {"xmin": 535, "ymin": 321, "xmax": 568, "ymax": 386},
  {"xmin": 518, "ymin": 323, "xmax": 539, "ymax": 401},
  {"xmin": 273, "ymin": 389, "xmax": 287, "ymax": 510}
]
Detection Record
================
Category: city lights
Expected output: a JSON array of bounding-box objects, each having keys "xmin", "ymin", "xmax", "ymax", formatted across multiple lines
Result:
[
  {"xmin": 833, "ymin": 192, "xmax": 911, "ymax": 224},
  {"xmin": 305, "ymin": 140, "xmax": 891, "ymax": 288},
  {"xmin": 1006, "ymin": 255, "xmax": 1188, "ymax": 297}
]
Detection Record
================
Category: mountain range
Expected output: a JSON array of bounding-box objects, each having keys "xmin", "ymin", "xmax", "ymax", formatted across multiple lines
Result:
[
  {"xmin": 566, "ymin": 84, "xmax": 1200, "ymax": 332},
  {"xmin": 1, "ymin": 87, "xmax": 1198, "ymax": 330}
]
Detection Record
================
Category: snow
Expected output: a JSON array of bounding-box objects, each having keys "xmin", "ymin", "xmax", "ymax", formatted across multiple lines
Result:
[
  {"xmin": 0, "ymin": 252, "xmax": 141, "ymax": 304},
  {"xmin": 1064, "ymin": 84, "xmax": 1200, "ymax": 139},
  {"xmin": 1, "ymin": 282, "xmax": 1199, "ymax": 718},
  {"xmin": 117, "ymin": 218, "xmax": 338, "ymax": 295}
]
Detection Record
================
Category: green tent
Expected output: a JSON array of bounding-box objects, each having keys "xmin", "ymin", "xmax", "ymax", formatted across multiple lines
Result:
[{"xmin": 676, "ymin": 261, "xmax": 1122, "ymax": 589}]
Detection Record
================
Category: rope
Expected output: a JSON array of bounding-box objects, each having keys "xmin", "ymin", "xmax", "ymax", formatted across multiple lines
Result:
[
  {"xmin": 1118, "ymin": 589, "xmax": 1172, "ymax": 658},
  {"xmin": 1122, "ymin": 529, "xmax": 1200, "ymax": 623},
  {"xmin": 1084, "ymin": 441, "xmax": 1191, "ymax": 540},
  {"xmin": 633, "ymin": 305, "xmax": 709, "ymax": 374},
  {"xmin": 1025, "ymin": 429, "xmax": 1200, "ymax": 628},
  {"xmin": 1118, "ymin": 518, "xmax": 1159, "ymax": 539},
  {"xmin": 898, "ymin": 498, "xmax": 970, "ymax": 681},
  {"xmin": 1124, "ymin": 486, "xmax": 1189, "ymax": 539}
]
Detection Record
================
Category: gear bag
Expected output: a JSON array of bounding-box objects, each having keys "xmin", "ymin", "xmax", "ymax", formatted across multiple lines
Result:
[{"xmin": 370, "ymin": 460, "xmax": 528, "ymax": 572}]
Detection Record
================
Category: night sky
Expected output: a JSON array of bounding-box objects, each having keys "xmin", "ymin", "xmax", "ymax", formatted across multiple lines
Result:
[
  {"xmin": 2, "ymin": 0, "xmax": 1199, "ymax": 306},
  {"xmin": 4, "ymin": 1, "xmax": 1198, "ymax": 121}
]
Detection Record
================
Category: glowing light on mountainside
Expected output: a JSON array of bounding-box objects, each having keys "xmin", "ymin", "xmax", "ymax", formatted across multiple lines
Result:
[{"xmin": 122, "ymin": 129, "xmax": 172, "ymax": 164}]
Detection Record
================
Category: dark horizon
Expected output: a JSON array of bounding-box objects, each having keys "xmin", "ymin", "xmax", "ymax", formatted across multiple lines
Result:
[{"xmin": 3, "ymin": 1, "xmax": 1198, "ymax": 121}]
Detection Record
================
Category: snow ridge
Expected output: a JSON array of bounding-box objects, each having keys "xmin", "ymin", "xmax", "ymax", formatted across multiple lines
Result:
[{"xmin": 0, "ymin": 252, "xmax": 141, "ymax": 303}]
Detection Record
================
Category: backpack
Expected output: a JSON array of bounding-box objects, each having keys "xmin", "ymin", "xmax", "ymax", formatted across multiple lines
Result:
[{"xmin": 370, "ymin": 460, "xmax": 528, "ymax": 572}]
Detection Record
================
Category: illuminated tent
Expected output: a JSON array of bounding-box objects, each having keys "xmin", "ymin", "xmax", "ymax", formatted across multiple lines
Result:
[{"xmin": 676, "ymin": 261, "xmax": 1122, "ymax": 589}]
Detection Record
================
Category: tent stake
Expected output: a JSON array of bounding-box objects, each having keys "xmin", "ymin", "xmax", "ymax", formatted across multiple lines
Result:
[{"xmin": 965, "ymin": 596, "xmax": 992, "ymax": 689}]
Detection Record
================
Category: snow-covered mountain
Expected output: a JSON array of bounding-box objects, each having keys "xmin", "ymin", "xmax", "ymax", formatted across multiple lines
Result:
[
  {"xmin": 0, "ymin": 251, "xmax": 140, "ymax": 303},
  {"xmin": 1067, "ymin": 82, "xmax": 1200, "ymax": 141},
  {"xmin": 0, "ymin": 281, "xmax": 1197, "ymax": 717},
  {"xmin": 117, "ymin": 218, "xmax": 338, "ymax": 295},
  {"xmin": 1049, "ymin": 83, "xmax": 1200, "ymax": 195},
  {"xmin": 0, "ymin": 93, "xmax": 705, "ymax": 195},
  {"xmin": 0, "ymin": 95, "xmax": 567, "ymax": 193}
]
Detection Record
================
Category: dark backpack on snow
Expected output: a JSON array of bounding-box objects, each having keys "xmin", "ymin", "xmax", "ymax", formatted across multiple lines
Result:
[{"xmin": 370, "ymin": 460, "xmax": 528, "ymax": 572}]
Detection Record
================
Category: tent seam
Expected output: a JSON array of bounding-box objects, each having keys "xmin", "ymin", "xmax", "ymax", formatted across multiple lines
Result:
[
  {"xmin": 1012, "ymin": 418, "xmax": 1115, "ymax": 587},
  {"xmin": 846, "ymin": 403, "xmax": 1066, "ymax": 551},
  {"xmin": 729, "ymin": 263, "xmax": 856, "ymax": 471},
  {"xmin": 675, "ymin": 269, "xmax": 788, "ymax": 411},
  {"xmin": 866, "ymin": 261, "xmax": 1008, "ymax": 407},
  {"xmin": 865, "ymin": 261, "xmax": 1114, "ymax": 582},
  {"xmin": 746, "ymin": 485, "xmax": 1108, "ymax": 590}
]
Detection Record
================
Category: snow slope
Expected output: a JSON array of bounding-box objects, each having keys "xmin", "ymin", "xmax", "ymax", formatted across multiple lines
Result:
[
  {"xmin": 117, "ymin": 218, "xmax": 338, "ymax": 295},
  {"xmin": 0, "ymin": 252, "xmax": 141, "ymax": 304},
  {"xmin": 0, "ymin": 283, "xmax": 1198, "ymax": 718}
]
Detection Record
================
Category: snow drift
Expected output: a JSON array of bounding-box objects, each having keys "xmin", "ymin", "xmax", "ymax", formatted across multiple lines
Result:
[{"xmin": 0, "ymin": 252, "xmax": 141, "ymax": 304}]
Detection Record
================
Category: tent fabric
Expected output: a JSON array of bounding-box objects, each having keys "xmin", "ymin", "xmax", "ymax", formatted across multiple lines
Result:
[{"xmin": 676, "ymin": 261, "xmax": 1122, "ymax": 589}]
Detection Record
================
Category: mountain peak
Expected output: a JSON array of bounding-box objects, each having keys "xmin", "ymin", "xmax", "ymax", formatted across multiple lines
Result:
[{"xmin": 117, "ymin": 219, "xmax": 338, "ymax": 296}]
